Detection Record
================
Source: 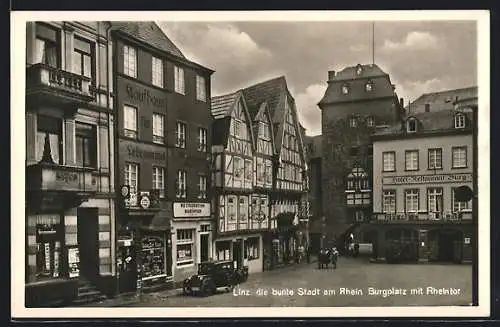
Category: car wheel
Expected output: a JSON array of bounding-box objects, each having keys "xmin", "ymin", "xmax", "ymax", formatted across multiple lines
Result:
[
  {"xmin": 200, "ymin": 283, "xmax": 213, "ymax": 297},
  {"xmin": 183, "ymin": 285, "xmax": 193, "ymax": 296}
]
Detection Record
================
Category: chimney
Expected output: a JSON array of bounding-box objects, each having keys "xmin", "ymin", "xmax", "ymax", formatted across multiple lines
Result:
[
  {"xmin": 328, "ymin": 70, "xmax": 336, "ymax": 81},
  {"xmin": 399, "ymin": 98, "xmax": 404, "ymax": 108}
]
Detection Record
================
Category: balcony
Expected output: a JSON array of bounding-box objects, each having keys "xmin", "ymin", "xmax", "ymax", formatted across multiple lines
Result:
[
  {"xmin": 26, "ymin": 64, "xmax": 93, "ymax": 108},
  {"xmin": 371, "ymin": 211, "xmax": 473, "ymax": 224},
  {"xmin": 26, "ymin": 162, "xmax": 99, "ymax": 211}
]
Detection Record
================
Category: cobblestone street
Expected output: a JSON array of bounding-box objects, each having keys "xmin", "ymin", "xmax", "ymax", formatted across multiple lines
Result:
[{"xmin": 85, "ymin": 257, "xmax": 472, "ymax": 307}]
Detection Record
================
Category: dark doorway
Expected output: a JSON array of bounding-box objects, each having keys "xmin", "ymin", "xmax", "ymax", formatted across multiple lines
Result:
[
  {"xmin": 438, "ymin": 230, "xmax": 461, "ymax": 262},
  {"xmin": 233, "ymin": 239, "xmax": 243, "ymax": 268},
  {"xmin": 200, "ymin": 234, "xmax": 209, "ymax": 263},
  {"xmin": 77, "ymin": 208, "xmax": 99, "ymax": 281},
  {"xmin": 117, "ymin": 242, "xmax": 137, "ymax": 293}
]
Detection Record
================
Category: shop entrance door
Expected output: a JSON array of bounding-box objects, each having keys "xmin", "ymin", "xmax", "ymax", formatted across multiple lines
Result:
[
  {"xmin": 200, "ymin": 234, "xmax": 209, "ymax": 263},
  {"xmin": 233, "ymin": 239, "xmax": 243, "ymax": 268},
  {"xmin": 77, "ymin": 208, "xmax": 99, "ymax": 281}
]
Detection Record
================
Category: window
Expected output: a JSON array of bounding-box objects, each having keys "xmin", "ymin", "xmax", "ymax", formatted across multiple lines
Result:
[
  {"xmin": 35, "ymin": 23, "xmax": 59, "ymax": 67},
  {"xmin": 349, "ymin": 146, "xmax": 358, "ymax": 157},
  {"xmin": 140, "ymin": 236, "xmax": 166, "ymax": 279},
  {"xmin": 123, "ymin": 45, "xmax": 137, "ymax": 78},
  {"xmin": 175, "ymin": 122, "xmax": 186, "ymax": 148},
  {"xmin": 152, "ymin": 56, "xmax": 163, "ymax": 87},
  {"xmin": 198, "ymin": 175, "xmax": 207, "ymax": 199},
  {"xmin": 341, "ymin": 84, "xmax": 349, "ymax": 94},
  {"xmin": 123, "ymin": 105, "xmax": 138, "ymax": 139},
  {"xmin": 382, "ymin": 190, "xmax": 396, "ymax": 213},
  {"xmin": 176, "ymin": 170, "xmax": 187, "ymax": 198},
  {"xmin": 407, "ymin": 119, "xmax": 417, "ymax": 133},
  {"xmin": 365, "ymin": 82, "xmax": 373, "ymax": 92},
  {"xmin": 428, "ymin": 148, "xmax": 442, "ymax": 169},
  {"xmin": 239, "ymin": 196, "xmax": 248, "ymax": 221},
  {"xmin": 424, "ymin": 103, "xmax": 430, "ymax": 112},
  {"xmin": 405, "ymin": 150, "xmax": 419, "ymax": 171},
  {"xmin": 216, "ymin": 241, "xmax": 231, "ymax": 261},
  {"xmin": 36, "ymin": 115, "xmax": 62, "ymax": 164},
  {"xmin": 152, "ymin": 166, "xmax": 165, "ymax": 198},
  {"xmin": 265, "ymin": 162, "xmax": 272, "ymax": 184},
  {"xmin": 455, "ymin": 114, "xmax": 466, "ymax": 128},
  {"xmin": 349, "ymin": 117, "xmax": 357, "ymax": 128},
  {"xmin": 33, "ymin": 215, "xmax": 62, "ymax": 281},
  {"xmin": 176, "ymin": 229, "xmax": 195, "ymax": 266},
  {"xmin": 233, "ymin": 157, "xmax": 242, "ymax": 179},
  {"xmin": 367, "ymin": 146, "xmax": 373, "ymax": 157},
  {"xmin": 452, "ymin": 188, "xmax": 471, "ymax": 213},
  {"xmin": 197, "ymin": 127, "xmax": 207, "ymax": 152},
  {"xmin": 196, "ymin": 75, "xmax": 206, "ymax": 101},
  {"xmin": 452, "ymin": 147, "xmax": 467, "ymax": 168},
  {"xmin": 244, "ymin": 159, "xmax": 253, "ymax": 182},
  {"xmin": 405, "ymin": 189, "xmax": 419, "ymax": 213},
  {"xmin": 366, "ymin": 116, "xmax": 375, "ymax": 127},
  {"xmin": 73, "ymin": 37, "xmax": 93, "ymax": 81},
  {"xmin": 174, "ymin": 66, "xmax": 185, "ymax": 94},
  {"xmin": 382, "ymin": 152, "xmax": 396, "ymax": 172},
  {"xmin": 75, "ymin": 122, "xmax": 97, "ymax": 168},
  {"xmin": 427, "ymin": 188, "xmax": 443, "ymax": 213},
  {"xmin": 356, "ymin": 65, "xmax": 363, "ymax": 75},
  {"xmin": 124, "ymin": 163, "xmax": 139, "ymax": 206},
  {"xmin": 245, "ymin": 237, "xmax": 260, "ymax": 260},
  {"xmin": 152, "ymin": 113, "xmax": 164, "ymax": 144},
  {"xmin": 227, "ymin": 196, "xmax": 237, "ymax": 221}
]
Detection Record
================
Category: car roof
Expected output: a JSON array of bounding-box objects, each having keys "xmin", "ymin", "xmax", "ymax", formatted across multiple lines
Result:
[{"xmin": 201, "ymin": 260, "xmax": 232, "ymax": 265}]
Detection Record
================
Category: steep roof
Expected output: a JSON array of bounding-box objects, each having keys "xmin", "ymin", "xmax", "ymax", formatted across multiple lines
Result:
[
  {"xmin": 373, "ymin": 109, "xmax": 473, "ymax": 138},
  {"xmin": 406, "ymin": 86, "xmax": 478, "ymax": 114},
  {"xmin": 211, "ymin": 92, "xmax": 239, "ymax": 119},
  {"xmin": 112, "ymin": 21, "xmax": 186, "ymax": 59},
  {"xmin": 318, "ymin": 64, "xmax": 397, "ymax": 106},
  {"xmin": 241, "ymin": 76, "xmax": 287, "ymax": 123}
]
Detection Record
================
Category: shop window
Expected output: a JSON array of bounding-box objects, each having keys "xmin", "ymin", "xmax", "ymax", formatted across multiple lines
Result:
[
  {"xmin": 428, "ymin": 148, "xmax": 442, "ymax": 169},
  {"xmin": 152, "ymin": 166, "xmax": 165, "ymax": 198},
  {"xmin": 140, "ymin": 235, "xmax": 166, "ymax": 279},
  {"xmin": 123, "ymin": 45, "xmax": 137, "ymax": 78},
  {"xmin": 34, "ymin": 214, "xmax": 62, "ymax": 281},
  {"xmin": 216, "ymin": 241, "xmax": 231, "ymax": 261},
  {"xmin": 75, "ymin": 122, "xmax": 97, "ymax": 168},
  {"xmin": 197, "ymin": 127, "xmax": 207, "ymax": 152},
  {"xmin": 36, "ymin": 114, "xmax": 62, "ymax": 164},
  {"xmin": 123, "ymin": 105, "xmax": 138, "ymax": 139},
  {"xmin": 124, "ymin": 162, "xmax": 139, "ymax": 206},
  {"xmin": 35, "ymin": 23, "xmax": 59, "ymax": 67},
  {"xmin": 196, "ymin": 75, "xmax": 206, "ymax": 102},
  {"xmin": 176, "ymin": 229, "xmax": 195, "ymax": 266},
  {"xmin": 73, "ymin": 36, "xmax": 94, "ymax": 82},
  {"xmin": 175, "ymin": 122, "xmax": 186, "ymax": 148},
  {"xmin": 198, "ymin": 175, "xmax": 207, "ymax": 199},
  {"xmin": 245, "ymin": 237, "xmax": 260, "ymax": 261},
  {"xmin": 382, "ymin": 151, "xmax": 395, "ymax": 172},
  {"xmin": 174, "ymin": 65, "xmax": 185, "ymax": 95},
  {"xmin": 152, "ymin": 56, "xmax": 163, "ymax": 88},
  {"xmin": 152, "ymin": 113, "xmax": 164, "ymax": 144},
  {"xmin": 452, "ymin": 146, "xmax": 467, "ymax": 168}
]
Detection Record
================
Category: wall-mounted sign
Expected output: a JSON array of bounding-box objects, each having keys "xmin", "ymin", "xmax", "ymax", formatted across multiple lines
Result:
[
  {"xmin": 383, "ymin": 173, "xmax": 472, "ymax": 185},
  {"xmin": 173, "ymin": 202, "xmax": 211, "ymax": 218},
  {"xmin": 140, "ymin": 195, "xmax": 151, "ymax": 209},
  {"xmin": 68, "ymin": 247, "xmax": 80, "ymax": 278},
  {"xmin": 121, "ymin": 185, "xmax": 130, "ymax": 198},
  {"xmin": 464, "ymin": 237, "xmax": 471, "ymax": 244},
  {"xmin": 126, "ymin": 84, "xmax": 167, "ymax": 108},
  {"xmin": 126, "ymin": 144, "xmax": 166, "ymax": 161}
]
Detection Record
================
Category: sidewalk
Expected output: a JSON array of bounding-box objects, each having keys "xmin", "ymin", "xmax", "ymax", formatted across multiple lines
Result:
[{"xmin": 80, "ymin": 258, "xmax": 319, "ymax": 307}]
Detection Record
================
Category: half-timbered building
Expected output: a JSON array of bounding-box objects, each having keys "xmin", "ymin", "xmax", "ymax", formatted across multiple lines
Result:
[{"xmin": 211, "ymin": 91, "xmax": 266, "ymax": 273}]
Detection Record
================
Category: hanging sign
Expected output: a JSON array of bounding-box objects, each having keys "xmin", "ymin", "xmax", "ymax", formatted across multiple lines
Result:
[{"xmin": 139, "ymin": 195, "xmax": 151, "ymax": 209}]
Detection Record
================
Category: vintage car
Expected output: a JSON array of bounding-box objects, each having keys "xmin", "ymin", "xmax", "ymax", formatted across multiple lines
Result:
[{"xmin": 182, "ymin": 260, "xmax": 249, "ymax": 296}]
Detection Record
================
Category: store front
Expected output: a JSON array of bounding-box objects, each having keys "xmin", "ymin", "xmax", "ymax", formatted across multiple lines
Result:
[{"xmin": 214, "ymin": 234, "xmax": 263, "ymax": 274}]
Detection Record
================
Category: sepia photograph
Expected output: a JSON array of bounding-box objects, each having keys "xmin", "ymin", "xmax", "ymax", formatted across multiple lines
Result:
[{"xmin": 11, "ymin": 10, "xmax": 490, "ymax": 318}]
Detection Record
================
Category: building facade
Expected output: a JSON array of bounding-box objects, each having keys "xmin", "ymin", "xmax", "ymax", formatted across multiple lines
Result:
[
  {"xmin": 304, "ymin": 135, "xmax": 323, "ymax": 252},
  {"xmin": 211, "ymin": 91, "xmax": 272, "ymax": 274},
  {"xmin": 317, "ymin": 64, "xmax": 404, "ymax": 248},
  {"xmin": 369, "ymin": 107, "xmax": 475, "ymax": 263},
  {"xmin": 242, "ymin": 77, "xmax": 310, "ymax": 269},
  {"xmin": 25, "ymin": 21, "xmax": 116, "ymax": 306},
  {"xmin": 111, "ymin": 22, "xmax": 214, "ymax": 292}
]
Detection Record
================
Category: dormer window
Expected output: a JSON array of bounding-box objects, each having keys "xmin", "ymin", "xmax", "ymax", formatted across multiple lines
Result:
[
  {"xmin": 366, "ymin": 116, "xmax": 375, "ymax": 127},
  {"xmin": 455, "ymin": 114, "xmax": 466, "ymax": 129},
  {"xmin": 365, "ymin": 81, "xmax": 373, "ymax": 92},
  {"xmin": 406, "ymin": 118, "xmax": 418, "ymax": 133},
  {"xmin": 341, "ymin": 84, "xmax": 350, "ymax": 95},
  {"xmin": 349, "ymin": 117, "xmax": 358, "ymax": 128},
  {"xmin": 356, "ymin": 65, "xmax": 363, "ymax": 76}
]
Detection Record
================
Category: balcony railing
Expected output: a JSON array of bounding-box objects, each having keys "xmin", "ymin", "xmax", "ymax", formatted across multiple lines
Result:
[
  {"xmin": 26, "ymin": 64, "xmax": 93, "ymax": 104},
  {"xmin": 26, "ymin": 162, "xmax": 98, "ymax": 194},
  {"xmin": 371, "ymin": 211, "xmax": 473, "ymax": 222}
]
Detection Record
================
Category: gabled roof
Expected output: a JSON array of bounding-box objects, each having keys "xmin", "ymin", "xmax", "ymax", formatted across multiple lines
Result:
[
  {"xmin": 111, "ymin": 21, "xmax": 186, "ymax": 59},
  {"xmin": 373, "ymin": 109, "xmax": 473, "ymax": 137},
  {"xmin": 318, "ymin": 64, "xmax": 397, "ymax": 106},
  {"xmin": 241, "ymin": 76, "xmax": 287, "ymax": 123},
  {"xmin": 211, "ymin": 92, "xmax": 239, "ymax": 119},
  {"xmin": 406, "ymin": 86, "xmax": 478, "ymax": 114}
]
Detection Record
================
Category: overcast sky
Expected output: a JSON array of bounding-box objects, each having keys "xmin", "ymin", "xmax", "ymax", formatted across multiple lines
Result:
[{"xmin": 158, "ymin": 20, "xmax": 477, "ymax": 136}]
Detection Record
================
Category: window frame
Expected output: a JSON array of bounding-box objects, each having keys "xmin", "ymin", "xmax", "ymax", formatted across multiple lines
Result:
[
  {"xmin": 197, "ymin": 174, "xmax": 207, "ymax": 199},
  {"xmin": 196, "ymin": 75, "xmax": 206, "ymax": 102},
  {"xmin": 36, "ymin": 114, "xmax": 63, "ymax": 164},
  {"xmin": 152, "ymin": 166, "xmax": 165, "ymax": 198},
  {"xmin": 73, "ymin": 36, "xmax": 95, "ymax": 83},
  {"xmin": 197, "ymin": 127, "xmax": 207, "ymax": 152},
  {"xmin": 382, "ymin": 190, "xmax": 396, "ymax": 214},
  {"xmin": 427, "ymin": 187, "xmax": 443, "ymax": 213},
  {"xmin": 151, "ymin": 56, "xmax": 164, "ymax": 88},
  {"xmin": 341, "ymin": 83, "xmax": 350, "ymax": 95},
  {"xmin": 123, "ymin": 105, "xmax": 138, "ymax": 139},
  {"xmin": 452, "ymin": 146, "xmax": 467, "ymax": 168},
  {"xmin": 124, "ymin": 162, "xmax": 139, "ymax": 206},
  {"xmin": 382, "ymin": 151, "xmax": 396, "ymax": 172},
  {"xmin": 152, "ymin": 113, "xmax": 165, "ymax": 144},
  {"xmin": 123, "ymin": 44, "xmax": 137, "ymax": 78},
  {"xmin": 428, "ymin": 148, "xmax": 443, "ymax": 170},
  {"xmin": 451, "ymin": 187, "xmax": 471, "ymax": 213},
  {"xmin": 175, "ymin": 121, "xmax": 187, "ymax": 148},
  {"xmin": 176, "ymin": 229, "xmax": 195, "ymax": 266},
  {"xmin": 406, "ymin": 118, "xmax": 418, "ymax": 133},
  {"xmin": 454, "ymin": 114, "xmax": 466, "ymax": 129},
  {"xmin": 176, "ymin": 170, "xmax": 187, "ymax": 198},
  {"xmin": 75, "ymin": 121, "xmax": 98, "ymax": 169},
  {"xmin": 404, "ymin": 189, "xmax": 419, "ymax": 213},
  {"xmin": 405, "ymin": 150, "xmax": 419, "ymax": 171},
  {"xmin": 245, "ymin": 237, "xmax": 260, "ymax": 261},
  {"xmin": 174, "ymin": 65, "xmax": 185, "ymax": 95}
]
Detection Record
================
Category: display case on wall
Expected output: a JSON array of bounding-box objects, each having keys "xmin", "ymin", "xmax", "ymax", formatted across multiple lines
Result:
[{"xmin": 140, "ymin": 235, "xmax": 166, "ymax": 280}]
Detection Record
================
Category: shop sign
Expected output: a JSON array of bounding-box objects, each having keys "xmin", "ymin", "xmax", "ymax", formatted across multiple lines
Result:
[
  {"xmin": 173, "ymin": 202, "xmax": 211, "ymax": 218},
  {"xmin": 126, "ymin": 84, "xmax": 167, "ymax": 108},
  {"xmin": 139, "ymin": 195, "xmax": 151, "ymax": 209},
  {"xmin": 383, "ymin": 173, "xmax": 472, "ymax": 185},
  {"xmin": 68, "ymin": 247, "xmax": 80, "ymax": 278},
  {"xmin": 126, "ymin": 144, "xmax": 166, "ymax": 161},
  {"xmin": 464, "ymin": 237, "xmax": 471, "ymax": 244}
]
